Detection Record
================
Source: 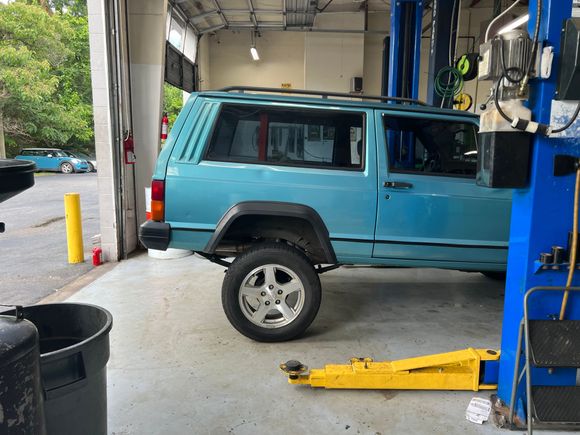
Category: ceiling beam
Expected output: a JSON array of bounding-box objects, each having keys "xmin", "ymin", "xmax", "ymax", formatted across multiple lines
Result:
[
  {"xmin": 247, "ymin": 0, "xmax": 258, "ymax": 29},
  {"xmin": 211, "ymin": 0, "xmax": 229, "ymax": 27},
  {"xmin": 198, "ymin": 23, "xmax": 226, "ymax": 34},
  {"xmin": 189, "ymin": 9, "xmax": 218, "ymax": 22}
]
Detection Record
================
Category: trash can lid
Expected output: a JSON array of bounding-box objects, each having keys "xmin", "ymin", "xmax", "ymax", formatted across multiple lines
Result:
[{"xmin": 0, "ymin": 316, "xmax": 39, "ymax": 367}]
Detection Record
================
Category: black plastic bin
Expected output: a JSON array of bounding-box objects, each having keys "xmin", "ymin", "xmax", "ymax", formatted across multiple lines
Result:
[{"xmin": 2, "ymin": 303, "xmax": 113, "ymax": 435}]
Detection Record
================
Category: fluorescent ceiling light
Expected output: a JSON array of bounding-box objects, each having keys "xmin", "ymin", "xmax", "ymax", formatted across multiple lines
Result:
[
  {"xmin": 250, "ymin": 46, "xmax": 260, "ymax": 61},
  {"xmin": 497, "ymin": 14, "xmax": 529, "ymax": 35}
]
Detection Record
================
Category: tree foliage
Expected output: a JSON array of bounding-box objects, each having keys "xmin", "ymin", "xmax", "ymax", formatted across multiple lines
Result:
[
  {"xmin": 0, "ymin": 1, "xmax": 93, "ymax": 157},
  {"xmin": 163, "ymin": 83, "xmax": 183, "ymax": 131}
]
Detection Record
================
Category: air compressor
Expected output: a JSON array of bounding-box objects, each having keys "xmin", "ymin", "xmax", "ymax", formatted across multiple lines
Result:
[
  {"xmin": 476, "ymin": 14, "xmax": 580, "ymax": 188},
  {"xmin": 477, "ymin": 29, "xmax": 541, "ymax": 188}
]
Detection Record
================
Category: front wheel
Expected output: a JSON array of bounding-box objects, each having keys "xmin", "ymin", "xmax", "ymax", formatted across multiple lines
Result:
[
  {"xmin": 222, "ymin": 243, "xmax": 322, "ymax": 342},
  {"xmin": 60, "ymin": 162, "xmax": 74, "ymax": 174}
]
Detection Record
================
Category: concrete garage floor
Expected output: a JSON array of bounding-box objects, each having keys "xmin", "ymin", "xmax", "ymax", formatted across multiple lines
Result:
[{"xmin": 63, "ymin": 253, "xmax": 562, "ymax": 434}]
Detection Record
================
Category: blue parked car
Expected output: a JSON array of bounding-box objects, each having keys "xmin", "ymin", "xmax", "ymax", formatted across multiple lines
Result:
[
  {"xmin": 15, "ymin": 148, "xmax": 89, "ymax": 174},
  {"xmin": 139, "ymin": 87, "xmax": 512, "ymax": 342}
]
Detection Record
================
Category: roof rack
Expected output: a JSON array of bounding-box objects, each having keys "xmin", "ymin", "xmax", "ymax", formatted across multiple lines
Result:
[{"xmin": 218, "ymin": 86, "xmax": 429, "ymax": 106}]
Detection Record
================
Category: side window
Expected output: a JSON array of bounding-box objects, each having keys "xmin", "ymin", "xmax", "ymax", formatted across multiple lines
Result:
[
  {"xmin": 21, "ymin": 150, "xmax": 31, "ymax": 156},
  {"xmin": 206, "ymin": 103, "xmax": 364, "ymax": 170},
  {"xmin": 383, "ymin": 115, "xmax": 478, "ymax": 177}
]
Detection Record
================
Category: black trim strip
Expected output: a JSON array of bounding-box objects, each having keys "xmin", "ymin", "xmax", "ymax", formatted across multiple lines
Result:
[
  {"xmin": 173, "ymin": 229, "xmax": 506, "ymax": 250},
  {"xmin": 173, "ymin": 227, "xmax": 215, "ymax": 233},
  {"xmin": 331, "ymin": 237, "xmax": 373, "ymax": 243},
  {"xmin": 331, "ymin": 237, "xmax": 507, "ymax": 250}
]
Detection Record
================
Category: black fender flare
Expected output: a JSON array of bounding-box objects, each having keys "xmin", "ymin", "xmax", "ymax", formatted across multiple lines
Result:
[{"xmin": 204, "ymin": 201, "xmax": 337, "ymax": 264}]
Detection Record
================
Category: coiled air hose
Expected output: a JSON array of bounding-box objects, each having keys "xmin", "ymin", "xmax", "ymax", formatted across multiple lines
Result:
[{"xmin": 434, "ymin": 67, "xmax": 464, "ymax": 107}]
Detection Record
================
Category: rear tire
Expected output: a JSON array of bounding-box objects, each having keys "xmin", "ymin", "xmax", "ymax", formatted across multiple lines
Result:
[
  {"xmin": 222, "ymin": 242, "xmax": 321, "ymax": 342},
  {"xmin": 481, "ymin": 271, "xmax": 506, "ymax": 281},
  {"xmin": 60, "ymin": 162, "xmax": 74, "ymax": 174}
]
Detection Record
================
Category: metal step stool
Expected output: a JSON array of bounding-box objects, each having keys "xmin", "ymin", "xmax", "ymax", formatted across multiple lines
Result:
[
  {"xmin": 532, "ymin": 386, "xmax": 580, "ymax": 424},
  {"xmin": 508, "ymin": 286, "xmax": 580, "ymax": 434},
  {"xmin": 529, "ymin": 320, "xmax": 580, "ymax": 367}
]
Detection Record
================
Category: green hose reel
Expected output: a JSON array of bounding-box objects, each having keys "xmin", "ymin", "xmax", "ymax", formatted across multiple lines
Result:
[{"xmin": 456, "ymin": 53, "xmax": 479, "ymax": 81}]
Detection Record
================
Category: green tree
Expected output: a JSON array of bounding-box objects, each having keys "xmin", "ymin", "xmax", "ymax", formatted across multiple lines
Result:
[
  {"xmin": 163, "ymin": 83, "xmax": 183, "ymax": 131},
  {"xmin": 20, "ymin": 0, "xmax": 87, "ymax": 16},
  {"xmin": 0, "ymin": 2, "xmax": 93, "ymax": 157},
  {"xmin": 55, "ymin": 12, "xmax": 93, "ymax": 145},
  {"xmin": 48, "ymin": 0, "xmax": 87, "ymax": 16}
]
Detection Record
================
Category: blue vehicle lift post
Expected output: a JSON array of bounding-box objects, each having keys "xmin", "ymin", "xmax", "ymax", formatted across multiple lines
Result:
[
  {"xmin": 497, "ymin": 0, "xmax": 580, "ymax": 420},
  {"xmin": 387, "ymin": 0, "xmax": 423, "ymax": 168}
]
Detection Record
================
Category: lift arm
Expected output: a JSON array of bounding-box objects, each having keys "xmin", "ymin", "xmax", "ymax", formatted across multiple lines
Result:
[{"xmin": 281, "ymin": 348, "xmax": 500, "ymax": 391}]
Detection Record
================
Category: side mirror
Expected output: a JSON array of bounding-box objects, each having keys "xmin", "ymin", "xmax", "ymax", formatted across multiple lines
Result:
[{"xmin": 47, "ymin": 154, "xmax": 53, "ymax": 158}]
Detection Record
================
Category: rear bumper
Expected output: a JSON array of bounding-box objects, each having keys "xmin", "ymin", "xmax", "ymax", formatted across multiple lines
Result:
[{"xmin": 139, "ymin": 220, "xmax": 170, "ymax": 250}]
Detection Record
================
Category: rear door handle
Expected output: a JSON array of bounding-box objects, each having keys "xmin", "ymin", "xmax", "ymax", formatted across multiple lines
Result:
[{"xmin": 384, "ymin": 181, "xmax": 413, "ymax": 189}]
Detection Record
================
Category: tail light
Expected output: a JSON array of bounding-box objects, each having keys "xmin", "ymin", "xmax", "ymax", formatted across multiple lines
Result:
[{"xmin": 151, "ymin": 179, "xmax": 165, "ymax": 221}]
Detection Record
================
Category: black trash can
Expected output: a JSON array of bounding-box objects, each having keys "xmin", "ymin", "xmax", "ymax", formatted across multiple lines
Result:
[
  {"xmin": 2, "ymin": 303, "xmax": 113, "ymax": 435},
  {"xmin": 0, "ymin": 308, "xmax": 46, "ymax": 435}
]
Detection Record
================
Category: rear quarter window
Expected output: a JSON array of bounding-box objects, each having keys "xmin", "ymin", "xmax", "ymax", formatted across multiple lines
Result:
[{"xmin": 205, "ymin": 103, "xmax": 365, "ymax": 171}]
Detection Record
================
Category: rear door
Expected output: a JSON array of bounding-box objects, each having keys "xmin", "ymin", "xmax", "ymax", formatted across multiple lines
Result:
[
  {"xmin": 164, "ymin": 98, "xmax": 378, "ymax": 260},
  {"xmin": 373, "ymin": 110, "xmax": 511, "ymax": 268}
]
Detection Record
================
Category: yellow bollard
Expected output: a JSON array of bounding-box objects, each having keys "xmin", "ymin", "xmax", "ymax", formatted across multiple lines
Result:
[{"xmin": 64, "ymin": 193, "xmax": 84, "ymax": 264}]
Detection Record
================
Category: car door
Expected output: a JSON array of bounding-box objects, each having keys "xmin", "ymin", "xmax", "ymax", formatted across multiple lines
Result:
[
  {"xmin": 51, "ymin": 151, "xmax": 68, "ymax": 170},
  {"xmin": 35, "ymin": 150, "xmax": 53, "ymax": 170},
  {"xmin": 373, "ymin": 109, "xmax": 512, "ymax": 268}
]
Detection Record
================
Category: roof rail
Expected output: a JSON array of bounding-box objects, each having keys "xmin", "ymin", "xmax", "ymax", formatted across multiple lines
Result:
[{"xmin": 217, "ymin": 86, "xmax": 429, "ymax": 106}]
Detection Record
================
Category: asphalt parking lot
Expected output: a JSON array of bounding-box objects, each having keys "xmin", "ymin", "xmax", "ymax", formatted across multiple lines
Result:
[{"xmin": 0, "ymin": 172, "xmax": 99, "ymax": 305}]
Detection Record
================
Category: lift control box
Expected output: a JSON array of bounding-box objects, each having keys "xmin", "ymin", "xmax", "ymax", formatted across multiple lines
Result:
[{"xmin": 557, "ymin": 18, "xmax": 580, "ymax": 100}]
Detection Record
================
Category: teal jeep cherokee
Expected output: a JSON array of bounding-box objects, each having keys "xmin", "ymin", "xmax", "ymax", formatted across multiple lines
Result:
[{"xmin": 139, "ymin": 87, "xmax": 512, "ymax": 342}]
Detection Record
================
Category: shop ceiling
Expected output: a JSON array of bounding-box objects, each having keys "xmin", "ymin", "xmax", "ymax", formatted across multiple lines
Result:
[
  {"xmin": 171, "ymin": 0, "xmax": 519, "ymax": 35},
  {"xmin": 172, "ymin": 0, "xmax": 391, "ymax": 34}
]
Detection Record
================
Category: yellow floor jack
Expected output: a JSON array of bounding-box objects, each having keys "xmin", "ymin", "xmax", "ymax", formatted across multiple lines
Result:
[{"xmin": 280, "ymin": 347, "xmax": 500, "ymax": 391}]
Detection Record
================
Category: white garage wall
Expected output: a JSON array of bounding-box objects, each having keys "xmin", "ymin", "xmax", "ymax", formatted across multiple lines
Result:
[
  {"xmin": 198, "ymin": 34, "xmax": 211, "ymax": 90},
  {"xmin": 304, "ymin": 13, "xmax": 365, "ymax": 93},
  {"xmin": 363, "ymin": 13, "xmax": 389, "ymax": 96},
  {"xmin": 205, "ymin": 13, "xmax": 369, "ymax": 93},
  {"xmin": 207, "ymin": 31, "xmax": 305, "ymax": 89}
]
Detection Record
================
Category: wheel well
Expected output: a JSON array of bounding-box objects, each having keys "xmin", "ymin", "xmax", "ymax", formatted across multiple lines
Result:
[{"xmin": 214, "ymin": 215, "xmax": 330, "ymax": 264}]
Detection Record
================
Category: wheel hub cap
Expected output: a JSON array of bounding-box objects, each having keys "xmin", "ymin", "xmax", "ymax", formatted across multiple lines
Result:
[{"xmin": 238, "ymin": 264, "xmax": 305, "ymax": 329}]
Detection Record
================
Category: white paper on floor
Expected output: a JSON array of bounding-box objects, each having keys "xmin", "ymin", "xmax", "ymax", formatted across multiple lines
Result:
[{"xmin": 466, "ymin": 397, "xmax": 492, "ymax": 424}]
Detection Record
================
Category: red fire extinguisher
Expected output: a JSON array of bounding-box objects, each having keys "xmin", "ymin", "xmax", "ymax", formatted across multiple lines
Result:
[
  {"xmin": 123, "ymin": 132, "xmax": 136, "ymax": 165},
  {"xmin": 92, "ymin": 247, "xmax": 103, "ymax": 266},
  {"xmin": 161, "ymin": 113, "xmax": 169, "ymax": 141}
]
